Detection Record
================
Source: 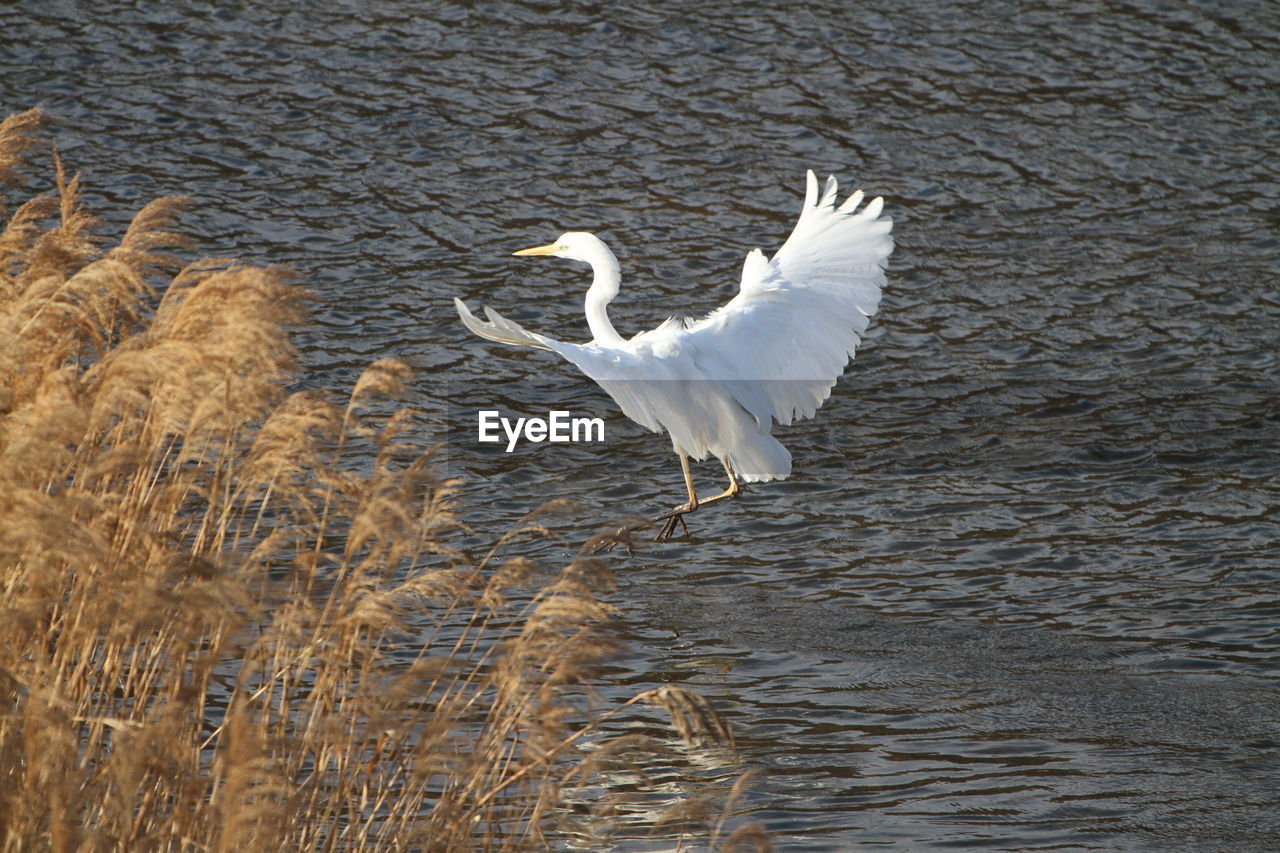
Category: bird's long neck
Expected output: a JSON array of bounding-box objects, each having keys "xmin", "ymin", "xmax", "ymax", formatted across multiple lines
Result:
[{"xmin": 584, "ymin": 244, "xmax": 626, "ymax": 347}]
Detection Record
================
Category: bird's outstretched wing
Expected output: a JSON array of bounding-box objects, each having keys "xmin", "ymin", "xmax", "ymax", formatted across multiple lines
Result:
[
  {"xmin": 456, "ymin": 294, "xmax": 674, "ymax": 431},
  {"xmin": 680, "ymin": 170, "xmax": 893, "ymax": 429},
  {"xmin": 454, "ymin": 297, "xmax": 558, "ymax": 351}
]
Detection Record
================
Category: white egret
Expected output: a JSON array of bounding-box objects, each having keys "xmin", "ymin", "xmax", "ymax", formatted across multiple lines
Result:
[{"xmin": 455, "ymin": 171, "xmax": 893, "ymax": 540}]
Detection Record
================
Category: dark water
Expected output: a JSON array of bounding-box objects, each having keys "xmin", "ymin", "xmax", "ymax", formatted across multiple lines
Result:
[{"xmin": 4, "ymin": 1, "xmax": 1278, "ymax": 849}]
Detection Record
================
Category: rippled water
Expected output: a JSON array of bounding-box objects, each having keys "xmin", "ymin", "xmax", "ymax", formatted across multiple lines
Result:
[{"xmin": 4, "ymin": 1, "xmax": 1278, "ymax": 849}]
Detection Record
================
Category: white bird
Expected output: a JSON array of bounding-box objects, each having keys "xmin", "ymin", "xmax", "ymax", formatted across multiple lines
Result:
[{"xmin": 455, "ymin": 171, "xmax": 893, "ymax": 540}]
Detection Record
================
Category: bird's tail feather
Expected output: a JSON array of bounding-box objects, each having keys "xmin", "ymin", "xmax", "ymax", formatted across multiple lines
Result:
[{"xmin": 727, "ymin": 432, "xmax": 791, "ymax": 483}]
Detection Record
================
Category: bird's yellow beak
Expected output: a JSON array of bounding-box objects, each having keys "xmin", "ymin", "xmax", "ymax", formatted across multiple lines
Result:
[{"xmin": 513, "ymin": 243, "xmax": 560, "ymax": 257}]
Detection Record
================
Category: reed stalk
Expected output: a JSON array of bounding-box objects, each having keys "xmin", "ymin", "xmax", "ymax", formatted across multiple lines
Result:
[{"xmin": 0, "ymin": 109, "xmax": 762, "ymax": 853}]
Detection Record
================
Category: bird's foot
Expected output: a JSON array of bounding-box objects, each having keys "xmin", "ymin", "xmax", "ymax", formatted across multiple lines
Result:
[{"xmin": 654, "ymin": 504, "xmax": 694, "ymax": 541}]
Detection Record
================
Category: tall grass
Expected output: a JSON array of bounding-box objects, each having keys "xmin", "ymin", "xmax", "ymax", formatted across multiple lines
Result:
[{"xmin": 0, "ymin": 109, "xmax": 765, "ymax": 852}]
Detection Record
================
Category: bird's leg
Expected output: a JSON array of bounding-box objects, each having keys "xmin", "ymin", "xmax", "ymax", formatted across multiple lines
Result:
[
  {"xmin": 696, "ymin": 458, "xmax": 742, "ymax": 506},
  {"xmin": 655, "ymin": 452, "xmax": 698, "ymax": 540},
  {"xmin": 597, "ymin": 453, "xmax": 699, "ymax": 552}
]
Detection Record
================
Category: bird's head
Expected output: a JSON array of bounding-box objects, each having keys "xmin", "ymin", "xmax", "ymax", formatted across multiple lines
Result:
[{"xmin": 513, "ymin": 231, "xmax": 608, "ymax": 265}]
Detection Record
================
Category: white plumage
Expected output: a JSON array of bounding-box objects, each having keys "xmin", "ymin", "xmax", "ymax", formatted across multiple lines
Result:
[{"xmin": 455, "ymin": 170, "xmax": 893, "ymax": 539}]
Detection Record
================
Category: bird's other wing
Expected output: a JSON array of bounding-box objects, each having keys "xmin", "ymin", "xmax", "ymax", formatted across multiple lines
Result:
[
  {"xmin": 456, "ymin": 296, "xmax": 673, "ymax": 434},
  {"xmin": 454, "ymin": 297, "xmax": 557, "ymax": 351},
  {"xmin": 681, "ymin": 170, "xmax": 894, "ymax": 428},
  {"xmin": 546, "ymin": 342, "xmax": 681, "ymax": 437}
]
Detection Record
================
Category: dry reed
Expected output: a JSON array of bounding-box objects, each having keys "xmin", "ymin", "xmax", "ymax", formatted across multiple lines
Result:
[{"xmin": 0, "ymin": 109, "xmax": 761, "ymax": 852}]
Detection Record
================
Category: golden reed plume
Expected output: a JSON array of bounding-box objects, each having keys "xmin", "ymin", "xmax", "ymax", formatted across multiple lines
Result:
[{"xmin": 0, "ymin": 109, "xmax": 757, "ymax": 852}]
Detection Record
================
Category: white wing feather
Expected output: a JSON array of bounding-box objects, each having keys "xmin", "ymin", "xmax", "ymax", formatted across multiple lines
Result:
[
  {"xmin": 680, "ymin": 170, "xmax": 893, "ymax": 428},
  {"xmin": 454, "ymin": 296, "xmax": 671, "ymax": 433},
  {"xmin": 453, "ymin": 297, "xmax": 555, "ymax": 351}
]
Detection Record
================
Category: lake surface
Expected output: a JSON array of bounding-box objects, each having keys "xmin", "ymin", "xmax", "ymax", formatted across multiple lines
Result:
[{"xmin": 3, "ymin": 1, "xmax": 1278, "ymax": 849}]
